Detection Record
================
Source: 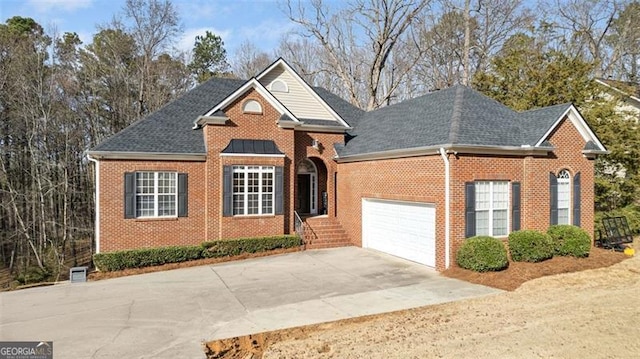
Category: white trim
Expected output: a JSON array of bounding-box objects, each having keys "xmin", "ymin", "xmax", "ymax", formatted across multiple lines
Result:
[
  {"xmin": 474, "ymin": 181, "xmax": 510, "ymax": 237},
  {"xmin": 296, "ymin": 124, "xmax": 352, "ymax": 133},
  {"xmin": 297, "ymin": 159, "xmax": 318, "ymax": 214},
  {"xmin": 256, "ymin": 58, "xmax": 352, "ymax": 128},
  {"xmin": 219, "ymin": 153, "xmax": 286, "ymax": 158},
  {"xmin": 231, "ymin": 165, "xmax": 275, "ymax": 216},
  {"xmin": 194, "ymin": 115, "xmax": 228, "ymax": 127},
  {"xmin": 242, "ymin": 99, "xmax": 263, "ymax": 114},
  {"xmin": 269, "ymin": 79, "xmax": 289, "ymax": 93},
  {"xmin": 534, "ymin": 105, "xmax": 607, "ymax": 151},
  {"xmin": 557, "ymin": 170, "xmax": 571, "ymax": 225},
  {"xmin": 439, "ymin": 148, "xmax": 450, "ymax": 269},
  {"xmin": 86, "ymin": 153, "xmax": 100, "ymax": 254},
  {"xmin": 335, "ymin": 144, "xmax": 552, "ymax": 163},
  {"xmin": 595, "ymin": 79, "xmax": 640, "ymax": 104},
  {"xmin": 87, "ymin": 151, "xmax": 206, "ymax": 161},
  {"xmin": 201, "ymin": 78, "xmax": 299, "ymax": 123},
  {"xmin": 134, "ymin": 172, "xmax": 178, "ymax": 218}
]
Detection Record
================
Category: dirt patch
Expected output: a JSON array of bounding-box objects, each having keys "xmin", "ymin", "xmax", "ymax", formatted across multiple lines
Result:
[
  {"xmin": 88, "ymin": 247, "xmax": 302, "ymax": 281},
  {"xmin": 204, "ymin": 248, "xmax": 635, "ymax": 358}
]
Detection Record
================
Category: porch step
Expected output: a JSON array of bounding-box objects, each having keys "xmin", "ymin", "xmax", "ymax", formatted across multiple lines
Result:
[{"xmin": 303, "ymin": 216, "xmax": 352, "ymax": 250}]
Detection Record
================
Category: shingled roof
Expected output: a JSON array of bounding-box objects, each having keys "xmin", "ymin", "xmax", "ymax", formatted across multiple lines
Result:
[
  {"xmin": 91, "ymin": 78, "xmax": 361, "ymax": 155},
  {"xmin": 335, "ymin": 85, "xmax": 577, "ymax": 157},
  {"xmin": 92, "ymin": 77, "xmax": 245, "ymax": 154},
  {"xmin": 91, "ymin": 73, "xmax": 604, "ymax": 159}
]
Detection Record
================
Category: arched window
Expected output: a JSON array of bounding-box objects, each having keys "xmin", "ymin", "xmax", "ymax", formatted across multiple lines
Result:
[
  {"xmin": 557, "ymin": 170, "xmax": 571, "ymax": 225},
  {"xmin": 269, "ymin": 79, "xmax": 288, "ymax": 93},
  {"xmin": 242, "ymin": 99, "xmax": 262, "ymax": 114}
]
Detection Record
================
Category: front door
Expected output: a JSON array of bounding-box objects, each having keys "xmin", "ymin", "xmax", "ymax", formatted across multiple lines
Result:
[{"xmin": 298, "ymin": 174, "xmax": 311, "ymax": 213}]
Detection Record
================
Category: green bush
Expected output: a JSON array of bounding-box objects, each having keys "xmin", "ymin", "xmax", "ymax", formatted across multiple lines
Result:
[
  {"xmin": 547, "ymin": 225, "xmax": 591, "ymax": 257},
  {"xmin": 93, "ymin": 245, "xmax": 205, "ymax": 271},
  {"xmin": 93, "ymin": 235, "xmax": 303, "ymax": 271},
  {"xmin": 456, "ymin": 236, "xmax": 508, "ymax": 272},
  {"xmin": 202, "ymin": 235, "xmax": 302, "ymax": 258},
  {"xmin": 508, "ymin": 230, "xmax": 554, "ymax": 262}
]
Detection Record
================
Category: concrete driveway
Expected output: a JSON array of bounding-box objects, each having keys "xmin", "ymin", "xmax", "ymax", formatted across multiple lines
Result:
[{"xmin": 0, "ymin": 247, "xmax": 500, "ymax": 358}]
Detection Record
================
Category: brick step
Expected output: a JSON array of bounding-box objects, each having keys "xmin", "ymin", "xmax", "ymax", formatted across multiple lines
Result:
[
  {"xmin": 302, "ymin": 216, "xmax": 351, "ymax": 250},
  {"xmin": 306, "ymin": 242, "xmax": 353, "ymax": 250}
]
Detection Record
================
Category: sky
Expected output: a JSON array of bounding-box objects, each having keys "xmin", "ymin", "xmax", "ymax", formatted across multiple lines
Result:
[{"xmin": 0, "ymin": 0, "xmax": 302, "ymax": 59}]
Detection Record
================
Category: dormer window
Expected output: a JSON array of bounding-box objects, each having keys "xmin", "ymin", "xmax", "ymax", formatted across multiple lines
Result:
[
  {"xmin": 242, "ymin": 99, "xmax": 262, "ymax": 114},
  {"xmin": 269, "ymin": 79, "xmax": 288, "ymax": 93}
]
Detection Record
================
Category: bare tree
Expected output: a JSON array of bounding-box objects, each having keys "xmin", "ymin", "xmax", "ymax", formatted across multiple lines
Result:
[
  {"xmin": 555, "ymin": 0, "xmax": 621, "ymax": 78},
  {"xmin": 121, "ymin": 0, "xmax": 182, "ymax": 114},
  {"xmin": 284, "ymin": 0, "xmax": 431, "ymax": 110},
  {"xmin": 232, "ymin": 41, "xmax": 275, "ymax": 79}
]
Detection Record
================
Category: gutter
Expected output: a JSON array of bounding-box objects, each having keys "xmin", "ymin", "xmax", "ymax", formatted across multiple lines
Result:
[
  {"xmin": 439, "ymin": 148, "xmax": 451, "ymax": 269},
  {"xmin": 336, "ymin": 143, "xmax": 553, "ymax": 163},
  {"xmin": 86, "ymin": 152, "xmax": 100, "ymax": 254},
  {"xmin": 86, "ymin": 151, "xmax": 206, "ymax": 161}
]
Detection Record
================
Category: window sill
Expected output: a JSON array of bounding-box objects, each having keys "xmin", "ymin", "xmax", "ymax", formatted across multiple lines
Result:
[
  {"xmin": 230, "ymin": 214, "xmax": 277, "ymax": 219},
  {"xmin": 134, "ymin": 217, "xmax": 179, "ymax": 222}
]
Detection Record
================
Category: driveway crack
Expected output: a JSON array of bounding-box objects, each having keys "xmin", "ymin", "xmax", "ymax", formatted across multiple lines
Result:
[{"xmin": 210, "ymin": 267, "xmax": 249, "ymax": 313}]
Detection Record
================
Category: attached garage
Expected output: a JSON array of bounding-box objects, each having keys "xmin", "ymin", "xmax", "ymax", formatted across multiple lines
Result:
[{"xmin": 362, "ymin": 199, "xmax": 436, "ymax": 267}]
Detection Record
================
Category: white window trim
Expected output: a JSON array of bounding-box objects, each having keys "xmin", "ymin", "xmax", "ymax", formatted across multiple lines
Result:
[
  {"xmin": 242, "ymin": 99, "xmax": 263, "ymax": 114},
  {"xmin": 475, "ymin": 181, "xmax": 510, "ymax": 237},
  {"xmin": 232, "ymin": 166, "xmax": 275, "ymax": 216},
  {"xmin": 297, "ymin": 159, "xmax": 318, "ymax": 214},
  {"xmin": 557, "ymin": 170, "xmax": 571, "ymax": 225},
  {"xmin": 135, "ymin": 172, "xmax": 178, "ymax": 218},
  {"xmin": 269, "ymin": 79, "xmax": 289, "ymax": 93}
]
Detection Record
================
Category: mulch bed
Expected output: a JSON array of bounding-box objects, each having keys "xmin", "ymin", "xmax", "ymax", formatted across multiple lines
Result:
[{"xmin": 442, "ymin": 247, "xmax": 629, "ymax": 291}]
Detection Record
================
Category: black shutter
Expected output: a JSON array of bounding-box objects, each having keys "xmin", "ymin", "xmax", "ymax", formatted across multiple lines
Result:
[
  {"xmin": 512, "ymin": 182, "xmax": 521, "ymax": 231},
  {"xmin": 465, "ymin": 182, "xmax": 476, "ymax": 238},
  {"xmin": 550, "ymin": 172, "xmax": 558, "ymax": 225},
  {"xmin": 124, "ymin": 172, "xmax": 135, "ymax": 219},
  {"xmin": 178, "ymin": 173, "xmax": 188, "ymax": 217},
  {"xmin": 275, "ymin": 166, "xmax": 284, "ymax": 215},
  {"xmin": 223, "ymin": 166, "xmax": 233, "ymax": 217},
  {"xmin": 573, "ymin": 172, "xmax": 581, "ymax": 226}
]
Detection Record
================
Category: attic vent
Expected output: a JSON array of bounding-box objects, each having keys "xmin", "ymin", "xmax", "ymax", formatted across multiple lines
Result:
[
  {"xmin": 242, "ymin": 99, "xmax": 262, "ymax": 114},
  {"xmin": 270, "ymin": 79, "xmax": 288, "ymax": 93}
]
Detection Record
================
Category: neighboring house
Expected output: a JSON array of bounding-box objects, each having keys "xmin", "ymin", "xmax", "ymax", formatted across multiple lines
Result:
[
  {"xmin": 88, "ymin": 58, "xmax": 607, "ymax": 271},
  {"xmin": 595, "ymin": 78, "xmax": 640, "ymax": 121}
]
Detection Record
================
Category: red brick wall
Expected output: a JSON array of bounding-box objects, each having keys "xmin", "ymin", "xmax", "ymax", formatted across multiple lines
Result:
[
  {"xmin": 98, "ymin": 160, "xmax": 206, "ymax": 252},
  {"xmin": 337, "ymin": 115, "xmax": 596, "ymax": 271},
  {"xmin": 336, "ymin": 156, "xmax": 446, "ymax": 268},
  {"xmin": 522, "ymin": 118, "xmax": 595, "ymax": 237}
]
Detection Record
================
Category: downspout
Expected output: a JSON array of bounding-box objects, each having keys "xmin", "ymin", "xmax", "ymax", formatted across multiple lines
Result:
[
  {"xmin": 439, "ymin": 148, "xmax": 450, "ymax": 269},
  {"xmin": 86, "ymin": 153, "xmax": 100, "ymax": 254}
]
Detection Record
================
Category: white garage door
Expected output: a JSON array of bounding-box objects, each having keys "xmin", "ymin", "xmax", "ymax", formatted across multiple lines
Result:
[{"xmin": 362, "ymin": 199, "xmax": 436, "ymax": 267}]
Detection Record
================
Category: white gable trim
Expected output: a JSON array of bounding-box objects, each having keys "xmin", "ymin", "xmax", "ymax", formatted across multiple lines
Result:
[
  {"xmin": 534, "ymin": 105, "xmax": 607, "ymax": 151},
  {"xmin": 256, "ymin": 58, "xmax": 352, "ymax": 128},
  {"xmin": 200, "ymin": 78, "xmax": 299, "ymax": 123},
  {"xmin": 595, "ymin": 79, "xmax": 640, "ymax": 104}
]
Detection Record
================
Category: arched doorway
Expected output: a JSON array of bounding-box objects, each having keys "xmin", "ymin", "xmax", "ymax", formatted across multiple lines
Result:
[{"xmin": 297, "ymin": 159, "xmax": 317, "ymax": 214}]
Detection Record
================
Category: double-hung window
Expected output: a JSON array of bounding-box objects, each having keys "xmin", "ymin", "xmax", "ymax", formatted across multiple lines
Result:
[
  {"xmin": 232, "ymin": 166, "xmax": 274, "ymax": 215},
  {"xmin": 134, "ymin": 172, "xmax": 177, "ymax": 217},
  {"xmin": 557, "ymin": 170, "xmax": 571, "ymax": 225},
  {"xmin": 475, "ymin": 181, "xmax": 509, "ymax": 236}
]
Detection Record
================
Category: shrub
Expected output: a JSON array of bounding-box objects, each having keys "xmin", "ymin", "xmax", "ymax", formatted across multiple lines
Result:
[
  {"xmin": 547, "ymin": 225, "xmax": 591, "ymax": 257},
  {"xmin": 202, "ymin": 235, "xmax": 302, "ymax": 258},
  {"xmin": 93, "ymin": 245, "xmax": 205, "ymax": 271},
  {"xmin": 456, "ymin": 236, "xmax": 508, "ymax": 272},
  {"xmin": 508, "ymin": 230, "xmax": 554, "ymax": 262}
]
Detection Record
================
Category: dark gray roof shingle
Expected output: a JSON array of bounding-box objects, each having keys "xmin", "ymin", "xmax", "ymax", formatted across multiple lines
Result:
[
  {"xmin": 92, "ymin": 77, "xmax": 246, "ymax": 154},
  {"xmin": 337, "ymin": 86, "xmax": 576, "ymax": 157}
]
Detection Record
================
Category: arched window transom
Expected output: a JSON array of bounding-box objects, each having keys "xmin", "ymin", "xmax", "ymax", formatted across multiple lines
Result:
[
  {"xmin": 242, "ymin": 99, "xmax": 262, "ymax": 114},
  {"xmin": 270, "ymin": 79, "xmax": 288, "ymax": 93}
]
